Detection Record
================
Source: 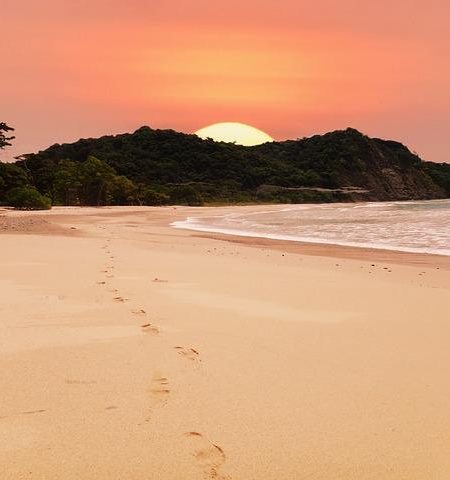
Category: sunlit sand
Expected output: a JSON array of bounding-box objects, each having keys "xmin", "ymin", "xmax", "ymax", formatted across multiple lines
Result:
[{"xmin": 1, "ymin": 206, "xmax": 450, "ymax": 479}]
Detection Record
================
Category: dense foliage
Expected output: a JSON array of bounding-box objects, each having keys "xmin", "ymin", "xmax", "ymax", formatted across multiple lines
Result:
[
  {"xmin": 0, "ymin": 123, "xmax": 51, "ymax": 210},
  {"xmin": 1, "ymin": 125, "xmax": 449, "ymax": 207},
  {"xmin": 5, "ymin": 186, "xmax": 51, "ymax": 210}
]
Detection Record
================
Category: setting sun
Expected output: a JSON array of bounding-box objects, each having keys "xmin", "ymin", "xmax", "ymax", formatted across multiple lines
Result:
[{"xmin": 195, "ymin": 122, "xmax": 273, "ymax": 146}]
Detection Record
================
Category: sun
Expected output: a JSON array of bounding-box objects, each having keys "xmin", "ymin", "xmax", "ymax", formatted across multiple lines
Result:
[{"xmin": 195, "ymin": 122, "xmax": 273, "ymax": 146}]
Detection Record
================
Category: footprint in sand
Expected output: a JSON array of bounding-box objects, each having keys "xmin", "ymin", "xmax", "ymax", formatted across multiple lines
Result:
[
  {"xmin": 150, "ymin": 375, "xmax": 170, "ymax": 397},
  {"xmin": 132, "ymin": 309, "xmax": 147, "ymax": 315},
  {"xmin": 146, "ymin": 375, "xmax": 170, "ymax": 420},
  {"xmin": 174, "ymin": 346, "xmax": 201, "ymax": 362},
  {"xmin": 184, "ymin": 432, "xmax": 229, "ymax": 479},
  {"xmin": 141, "ymin": 323, "xmax": 160, "ymax": 335},
  {"xmin": 114, "ymin": 296, "xmax": 128, "ymax": 303}
]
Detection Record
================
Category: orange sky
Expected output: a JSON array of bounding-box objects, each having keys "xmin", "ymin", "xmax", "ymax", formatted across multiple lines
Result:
[{"xmin": 2, "ymin": 0, "xmax": 450, "ymax": 162}]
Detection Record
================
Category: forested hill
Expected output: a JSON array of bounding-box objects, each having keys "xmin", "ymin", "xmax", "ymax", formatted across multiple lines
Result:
[{"xmin": 2, "ymin": 126, "xmax": 450, "ymax": 207}]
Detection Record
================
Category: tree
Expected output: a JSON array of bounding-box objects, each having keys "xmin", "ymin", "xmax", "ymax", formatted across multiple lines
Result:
[
  {"xmin": 52, "ymin": 159, "xmax": 82, "ymax": 205},
  {"xmin": 78, "ymin": 156, "xmax": 116, "ymax": 206},
  {"xmin": 5, "ymin": 186, "xmax": 51, "ymax": 210},
  {"xmin": 110, "ymin": 175, "xmax": 138, "ymax": 205},
  {"xmin": 0, "ymin": 122, "xmax": 14, "ymax": 150},
  {"xmin": 0, "ymin": 162, "xmax": 29, "ymax": 193},
  {"xmin": 0, "ymin": 124, "xmax": 29, "ymax": 204}
]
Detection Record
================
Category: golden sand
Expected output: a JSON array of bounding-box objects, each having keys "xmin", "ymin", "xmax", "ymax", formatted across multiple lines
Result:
[{"xmin": 1, "ymin": 206, "xmax": 450, "ymax": 479}]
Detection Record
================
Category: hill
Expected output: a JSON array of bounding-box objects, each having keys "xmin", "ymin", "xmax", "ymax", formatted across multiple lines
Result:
[{"xmin": 1, "ymin": 126, "xmax": 450, "ymax": 207}]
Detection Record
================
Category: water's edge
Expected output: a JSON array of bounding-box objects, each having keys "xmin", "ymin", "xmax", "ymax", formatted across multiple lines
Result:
[{"xmin": 171, "ymin": 200, "xmax": 450, "ymax": 257}]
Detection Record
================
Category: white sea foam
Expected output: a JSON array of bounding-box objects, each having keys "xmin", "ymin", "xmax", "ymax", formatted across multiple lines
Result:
[{"xmin": 172, "ymin": 200, "xmax": 450, "ymax": 256}]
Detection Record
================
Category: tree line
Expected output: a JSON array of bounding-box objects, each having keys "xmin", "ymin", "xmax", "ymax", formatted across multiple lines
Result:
[{"xmin": 1, "ymin": 122, "xmax": 450, "ymax": 210}]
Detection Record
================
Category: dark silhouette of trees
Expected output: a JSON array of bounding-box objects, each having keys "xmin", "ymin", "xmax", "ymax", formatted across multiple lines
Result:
[
  {"xmin": 1, "ymin": 124, "xmax": 449, "ymax": 207},
  {"xmin": 0, "ymin": 123, "xmax": 14, "ymax": 150}
]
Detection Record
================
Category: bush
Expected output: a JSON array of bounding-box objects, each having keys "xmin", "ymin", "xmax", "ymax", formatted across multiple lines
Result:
[
  {"xmin": 169, "ymin": 185, "xmax": 203, "ymax": 206},
  {"xmin": 6, "ymin": 186, "xmax": 52, "ymax": 210},
  {"xmin": 139, "ymin": 187, "xmax": 170, "ymax": 206}
]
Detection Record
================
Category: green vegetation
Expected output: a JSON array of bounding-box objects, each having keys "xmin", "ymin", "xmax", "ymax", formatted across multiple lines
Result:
[
  {"xmin": 0, "ymin": 123, "xmax": 52, "ymax": 210},
  {"xmin": 5, "ymin": 186, "xmax": 51, "ymax": 210},
  {"xmin": 1, "ymin": 123, "xmax": 449, "ymax": 207}
]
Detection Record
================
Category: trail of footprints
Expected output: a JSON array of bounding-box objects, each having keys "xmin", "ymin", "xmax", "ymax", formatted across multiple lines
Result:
[
  {"xmin": 96, "ymin": 227, "xmax": 229, "ymax": 477},
  {"xmin": 98, "ymin": 233, "xmax": 129, "ymax": 305}
]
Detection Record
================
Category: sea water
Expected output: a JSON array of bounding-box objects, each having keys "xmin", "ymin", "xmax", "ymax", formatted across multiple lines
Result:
[{"xmin": 172, "ymin": 200, "xmax": 450, "ymax": 256}]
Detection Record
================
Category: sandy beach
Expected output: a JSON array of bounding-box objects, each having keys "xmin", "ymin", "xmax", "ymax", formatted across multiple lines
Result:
[{"xmin": 1, "ymin": 205, "xmax": 450, "ymax": 480}]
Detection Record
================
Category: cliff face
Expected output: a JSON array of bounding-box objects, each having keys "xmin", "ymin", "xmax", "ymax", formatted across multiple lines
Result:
[
  {"xmin": 348, "ymin": 136, "xmax": 445, "ymax": 200},
  {"xmin": 13, "ymin": 127, "xmax": 450, "ymax": 205}
]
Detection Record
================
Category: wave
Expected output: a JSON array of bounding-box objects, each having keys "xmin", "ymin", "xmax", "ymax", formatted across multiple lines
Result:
[{"xmin": 171, "ymin": 200, "xmax": 450, "ymax": 257}]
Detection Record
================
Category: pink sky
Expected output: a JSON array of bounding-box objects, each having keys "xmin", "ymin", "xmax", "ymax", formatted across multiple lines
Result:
[{"xmin": 2, "ymin": 0, "xmax": 450, "ymax": 162}]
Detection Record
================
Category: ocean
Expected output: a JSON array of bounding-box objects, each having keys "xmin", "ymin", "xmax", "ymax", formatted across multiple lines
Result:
[{"xmin": 172, "ymin": 199, "xmax": 450, "ymax": 256}]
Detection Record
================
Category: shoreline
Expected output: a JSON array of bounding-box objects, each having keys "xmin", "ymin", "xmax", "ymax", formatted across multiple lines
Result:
[
  {"xmin": 2, "ymin": 205, "xmax": 449, "ymax": 269},
  {"xmin": 171, "ymin": 199, "xmax": 450, "ymax": 260}
]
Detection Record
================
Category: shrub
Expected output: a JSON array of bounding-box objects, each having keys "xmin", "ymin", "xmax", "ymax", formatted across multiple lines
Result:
[
  {"xmin": 139, "ymin": 187, "xmax": 170, "ymax": 206},
  {"xmin": 169, "ymin": 185, "xmax": 203, "ymax": 206},
  {"xmin": 6, "ymin": 186, "xmax": 52, "ymax": 210}
]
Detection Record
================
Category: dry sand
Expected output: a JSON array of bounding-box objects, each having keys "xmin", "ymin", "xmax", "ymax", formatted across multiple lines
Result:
[{"xmin": 1, "ymin": 206, "xmax": 450, "ymax": 479}]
